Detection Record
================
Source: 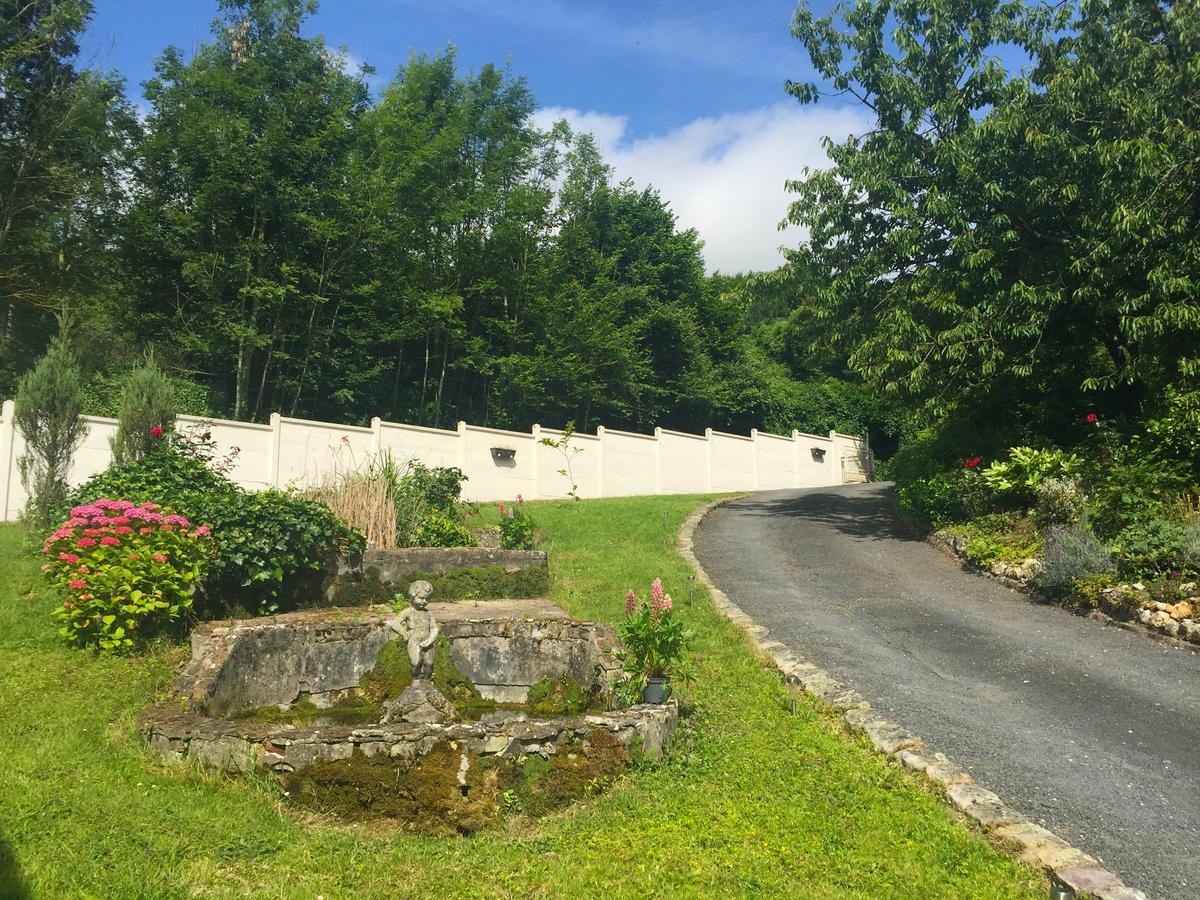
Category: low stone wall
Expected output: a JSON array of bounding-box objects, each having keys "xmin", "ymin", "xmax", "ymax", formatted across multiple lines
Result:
[
  {"xmin": 321, "ymin": 546, "xmax": 550, "ymax": 603},
  {"xmin": 176, "ymin": 603, "xmax": 619, "ymax": 717},
  {"xmin": 140, "ymin": 702, "xmax": 678, "ymax": 774}
]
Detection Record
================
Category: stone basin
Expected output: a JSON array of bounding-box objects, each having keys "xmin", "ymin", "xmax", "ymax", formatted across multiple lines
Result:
[{"xmin": 140, "ymin": 599, "xmax": 677, "ymax": 779}]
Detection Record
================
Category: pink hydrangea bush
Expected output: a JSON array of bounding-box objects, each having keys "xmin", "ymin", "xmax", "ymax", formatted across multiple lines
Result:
[{"xmin": 41, "ymin": 498, "xmax": 214, "ymax": 651}]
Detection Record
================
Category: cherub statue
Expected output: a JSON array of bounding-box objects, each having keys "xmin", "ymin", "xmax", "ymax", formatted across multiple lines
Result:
[{"xmin": 389, "ymin": 580, "xmax": 438, "ymax": 679}]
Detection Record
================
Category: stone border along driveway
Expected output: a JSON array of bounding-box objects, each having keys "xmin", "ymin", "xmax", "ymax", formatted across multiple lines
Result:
[{"xmin": 678, "ymin": 496, "xmax": 1148, "ymax": 900}]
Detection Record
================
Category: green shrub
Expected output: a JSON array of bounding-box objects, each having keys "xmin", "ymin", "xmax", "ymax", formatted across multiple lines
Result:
[
  {"xmin": 110, "ymin": 358, "xmax": 175, "ymax": 465},
  {"xmin": 497, "ymin": 499, "xmax": 535, "ymax": 550},
  {"xmin": 896, "ymin": 469, "xmax": 991, "ymax": 530},
  {"xmin": 1112, "ymin": 519, "xmax": 1200, "ymax": 579},
  {"xmin": 1035, "ymin": 525, "xmax": 1115, "ymax": 596},
  {"xmin": 394, "ymin": 461, "xmax": 468, "ymax": 545},
  {"xmin": 954, "ymin": 514, "xmax": 1042, "ymax": 566},
  {"xmin": 980, "ymin": 447, "xmax": 1083, "ymax": 506},
  {"xmin": 67, "ymin": 431, "xmax": 362, "ymax": 612},
  {"xmin": 1033, "ymin": 477, "xmax": 1086, "ymax": 530},
  {"xmin": 82, "ymin": 368, "xmax": 216, "ymax": 418},
  {"xmin": 14, "ymin": 333, "xmax": 88, "ymax": 529},
  {"xmin": 413, "ymin": 511, "xmax": 474, "ymax": 548},
  {"xmin": 40, "ymin": 498, "xmax": 214, "ymax": 650},
  {"xmin": 1069, "ymin": 574, "xmax": 1117, "ymax": 610},
  {"xmin": 1080, "ymin": 439, "xmax": 1191, "ymax": 539}
]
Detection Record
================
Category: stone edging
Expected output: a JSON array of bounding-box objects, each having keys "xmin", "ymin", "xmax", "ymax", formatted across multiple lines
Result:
[{"xmin": 678, "ymin": 495, "xmax": 1147, "ymax": 900}]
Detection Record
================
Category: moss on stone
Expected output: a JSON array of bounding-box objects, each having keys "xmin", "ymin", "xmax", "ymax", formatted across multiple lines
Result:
[
  {"xmin": 526, "ymin": 674, "xmax": 593, "ymax": 716},
  {"xmin": 496, "ymin": 729, "xmax": 628, "ymax": 819},
  {"xmin": 282, "ymin": 742, "xmax": 502, "ymax": 835},
  {"xmin": 281, "ymin": 729, "xmax": 631, "ymax": 830},
  {"xmin": 405, "ymin": 564, "xmax": 549, "ymax": 600}
]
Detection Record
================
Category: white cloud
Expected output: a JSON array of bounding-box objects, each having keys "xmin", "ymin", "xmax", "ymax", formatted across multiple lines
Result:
[{"xmin": 533, "ymin": 103, "xmax": 870, "ymax": 274}]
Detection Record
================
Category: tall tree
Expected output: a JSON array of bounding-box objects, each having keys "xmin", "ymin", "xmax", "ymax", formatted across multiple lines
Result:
[
  {"xmin": 786, "ymin": 0, "xmax": 1200, "ymax": 437},
  {"xmin": 0, "ymin": 0, "xmax": 134, "ymax": 394},
  {"xmin": 128, "ymin": 0, "xmax": 369, "ymax": 419}
]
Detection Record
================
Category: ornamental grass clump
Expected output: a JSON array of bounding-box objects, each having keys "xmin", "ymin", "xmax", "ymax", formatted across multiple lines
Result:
[
  {"xmin": 41, "ymin": 498, "xmax": 214, "ymax": 651},
  {"xmin": 616, "ymin": 577, "xmax": 692, "ymax": 704}
]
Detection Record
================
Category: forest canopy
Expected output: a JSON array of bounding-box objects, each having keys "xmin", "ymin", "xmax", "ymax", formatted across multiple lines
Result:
[{"xmin": 0, "ymin": 0, "xmax": 898, "ymax": 449}]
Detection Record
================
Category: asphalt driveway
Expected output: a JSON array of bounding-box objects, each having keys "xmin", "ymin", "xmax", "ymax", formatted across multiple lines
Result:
[{"xmin": 693, "ymin": 483, "xmax": 1200, "ymax": 899}]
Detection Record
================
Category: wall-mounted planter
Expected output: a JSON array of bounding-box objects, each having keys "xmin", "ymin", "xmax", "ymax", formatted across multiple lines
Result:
[
  {"xmin": 490, "ymin": 446, "xmax": 516, "ymax": 461},
  {"xmin": 811, "ymin": 447, "xmax": 827, "ymax": 462}
]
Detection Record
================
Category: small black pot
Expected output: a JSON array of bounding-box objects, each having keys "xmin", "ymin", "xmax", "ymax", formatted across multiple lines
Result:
[{"xmin": 641, "ymin": 676, "xmax": 670, "ymax": 704}]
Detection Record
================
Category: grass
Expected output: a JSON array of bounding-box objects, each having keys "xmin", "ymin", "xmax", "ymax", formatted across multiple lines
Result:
[{"xmin": 0, "ymin": 496, "xmax": 1044, "ymax": 899}]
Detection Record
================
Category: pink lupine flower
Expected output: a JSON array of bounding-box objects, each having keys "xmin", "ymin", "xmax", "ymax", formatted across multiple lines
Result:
[
  {"xmin": 68, "ymin": 579, "xmax": 87, "ymax": 589},
  {"xmin": 508, "ymin": 507, "xmax": 514, "ymax": 519},
  {"xmin": 516, "ymin": 494, "xmax": 523, "ymax": 503},
  {"xmin": 650, "ymin": 578, "xmax": 669, "ymax": 620},
  {"xmin": 626, "ymin": 589, "xmax": 637, "ymax": 615},
  {"xmin": 100, "ymin": 536, "xmax": 120, "ymax": 546},
  {"xmin": 498, "ymin": 503, "xmax": 505, "ymax": 517}
]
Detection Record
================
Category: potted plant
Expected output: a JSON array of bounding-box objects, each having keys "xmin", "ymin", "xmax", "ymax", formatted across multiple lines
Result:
[{"xmin": 616, "ymin": 578, "xmax": 692, "ymax": 704}]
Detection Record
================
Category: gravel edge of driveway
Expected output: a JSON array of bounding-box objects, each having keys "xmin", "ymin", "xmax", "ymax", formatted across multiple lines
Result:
[{"xmin": 678, "ymin": 495, "xmax": 1149, "ymax": 900}]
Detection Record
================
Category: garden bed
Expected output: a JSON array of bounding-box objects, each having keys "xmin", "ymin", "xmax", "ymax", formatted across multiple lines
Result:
[{"xmin": 931, "ymin": 528, "xmax": 1200, "ymax": 646}]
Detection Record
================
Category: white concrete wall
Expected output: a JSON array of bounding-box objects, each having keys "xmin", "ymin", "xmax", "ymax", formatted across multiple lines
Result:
[{"xmin": 0, "ymin": 398, "xmax": 871, "ymax": 521}]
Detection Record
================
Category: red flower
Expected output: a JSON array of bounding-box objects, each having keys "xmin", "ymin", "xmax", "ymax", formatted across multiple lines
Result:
[
  {"xmin": 1086, "ymin": 412, "xmax": 1098, "ymax": 424},
  {"xmin": 68, "ymin": 579, "xmax": 87, "ymax": 589},
  {"xmin": 150, "ymin": 425, "xmax": 164, "ymax": 438},
  {"xmin": 964, "ymin": 456, "xmax": 982, "ymax": 469}
]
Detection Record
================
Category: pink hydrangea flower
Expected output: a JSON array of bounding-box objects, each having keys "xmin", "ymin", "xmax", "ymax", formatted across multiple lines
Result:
[
  {"xmin": 194, "ymin": 525, "xmax": 211, "ymax": 538},
  {"xmin": 164, "ymin": 514, "xmax": 190, "ymax": 527},
  {"xmin": 58, "ymin": 553, "xmax": 79, "ymax": 564},
  {"xmin": 152, "ymin": 553, "xmax": 168, "ymax": 563},
  {"xmin": 160, "ymin": 524, "xmax": 173, "ymax": 532},
  {"xmin": 77, "ymin": 538, "xmax": 97, "ymax": 548},
  {"xmin": 139, "ymin": 527, "xmax": 153, "ymax": 535},
  {"xmin": 114, "ymin": 526, "xmax": 133, "ymax": 534},
  {"xmin": 100, "ymin": 536, "xmax": 120, "ymax": 546},
  {"xmin": 68, "ymin": 579, "xmax": 87, "ymax": 589}
]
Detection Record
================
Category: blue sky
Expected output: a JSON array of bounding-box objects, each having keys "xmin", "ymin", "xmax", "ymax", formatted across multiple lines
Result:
[{"xmin": 83, "ymin": 0, "xmax": 866, "ymax": 273}]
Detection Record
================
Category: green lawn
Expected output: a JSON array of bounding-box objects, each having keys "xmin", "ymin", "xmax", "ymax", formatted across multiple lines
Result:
[{"xmin": 0, "ymin": 496, "xmax": 1043, "ymax": 898}]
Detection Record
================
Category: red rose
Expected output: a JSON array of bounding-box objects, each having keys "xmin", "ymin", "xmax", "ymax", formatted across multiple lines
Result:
[
  {"xmin": 1086, "ymin": 413, "xmax": 1098, "ymax": 424},
  {"xmin": 150, "ymin": 425, "xmax": 164, "ymax": 438}
]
